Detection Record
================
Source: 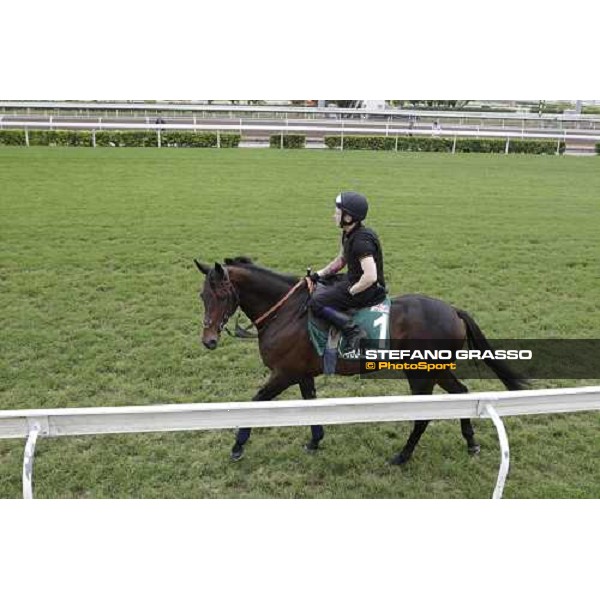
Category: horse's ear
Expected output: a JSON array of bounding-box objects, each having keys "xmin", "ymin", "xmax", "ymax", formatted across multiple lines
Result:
[
  {"xmin": 194, "ymin": 259, "xmax": 210, "ymax": 274},
  {"xmin": 214, "ymin": 262, "xmax": 230, "ymax": 281}
]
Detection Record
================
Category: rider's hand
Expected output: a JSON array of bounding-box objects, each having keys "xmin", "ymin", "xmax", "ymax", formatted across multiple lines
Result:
[{"xmin": 308, "ymin": 272, "xmax": 321, "ymax": 284}]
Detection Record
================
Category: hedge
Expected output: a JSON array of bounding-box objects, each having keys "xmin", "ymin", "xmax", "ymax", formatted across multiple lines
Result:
[
  {"xmin": 596, "ymin": 142, "xmax": 600, "ymax": 155},
  {"xmin": 269, "ymin": 134, "xmax": 306, "ymax": 149},
  {"xmin": 508, "ymin": 139, "xmax": 564, "ymax": 155},
  {"xmin": 28, "ymin": 130, "xmax": 94, "ymax": 147},
  {"xmin": 0, "ymin": 130, "xmax": 26, "ymax": 145},
  {"xmin": 161, "ymin": 131, "xmax": 240, "ymax": 148},
  {"xmin": 324, "ymin": 135, "xmax": 565, "ymax": 155},
  {"xmin": 94, "ymin": 130, "xmax": 156, "ymax": 147},
  {"xmin": 0, "ymin": 129, "xmax": 240, "ymax": 148}
]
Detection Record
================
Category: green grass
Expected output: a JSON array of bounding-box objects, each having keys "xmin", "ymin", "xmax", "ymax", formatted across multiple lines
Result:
[{"xmin": 1, "ymin": 147, "xmax": 599, "ymax": 498}]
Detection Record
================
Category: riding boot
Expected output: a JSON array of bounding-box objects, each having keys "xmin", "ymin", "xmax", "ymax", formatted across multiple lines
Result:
[{"xmin": 320, "ymin": 307, "xmax": 366, "ymax": 352}]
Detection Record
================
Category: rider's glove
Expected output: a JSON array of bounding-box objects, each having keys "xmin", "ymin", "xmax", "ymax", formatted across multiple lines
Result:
[{"xmin": 308, "ymin": 272, "xmax": 321, "ymax": 284}]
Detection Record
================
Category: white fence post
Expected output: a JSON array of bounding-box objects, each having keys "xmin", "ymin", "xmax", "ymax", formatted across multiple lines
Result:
[
  {"xmin": 22, "ymin": 425, "xmax": 41, "ymax": 500},
  {"xmin": 482, "ymin": 403, "xmax": 510, "ymax": 499},
  {"xmin": 24, "ymin": 128, "xmax": 29, "ymax": 147},
  {"xmin": 505, "ymin": 138, "xmax": 510, "ymax": 154}
]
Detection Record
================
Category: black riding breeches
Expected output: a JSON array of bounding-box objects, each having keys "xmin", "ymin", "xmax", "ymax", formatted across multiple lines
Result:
[{"xmin": 309, "ymin": 277, "xmax": 386, "ymax": 317}]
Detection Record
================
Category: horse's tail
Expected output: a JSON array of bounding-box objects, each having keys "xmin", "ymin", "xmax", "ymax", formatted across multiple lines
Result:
[{"xmin": 455, "ymin": 308, "xmax": 529, "ymax": 391}]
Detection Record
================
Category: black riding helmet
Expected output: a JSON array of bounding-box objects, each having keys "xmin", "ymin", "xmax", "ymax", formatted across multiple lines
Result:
[{"xmin": 336, "ymin": 191, "xmax": 369, "ymax": 224}]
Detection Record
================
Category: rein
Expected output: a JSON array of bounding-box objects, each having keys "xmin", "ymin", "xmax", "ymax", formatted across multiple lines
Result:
[{"xmin": 253, "ymin": 276, "xmax": 314, "ymax": 328}]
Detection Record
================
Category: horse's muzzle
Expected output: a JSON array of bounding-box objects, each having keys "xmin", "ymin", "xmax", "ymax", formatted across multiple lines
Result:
[{"xmin": 203, "ymin": 338, "xmax": 218, "ymax": 350}]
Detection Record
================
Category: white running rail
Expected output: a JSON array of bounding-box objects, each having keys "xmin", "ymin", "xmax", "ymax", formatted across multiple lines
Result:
[
  {"xmin": 1, "ymin": 120, "xmax": 599, "ymax": 146},
  {"xmin": 1, "ymin": 386, "xmax": 599, "ymax": 500},
  {"xmin": 1, "ymin": 101, "xmax": 600, "ymax": 124}
]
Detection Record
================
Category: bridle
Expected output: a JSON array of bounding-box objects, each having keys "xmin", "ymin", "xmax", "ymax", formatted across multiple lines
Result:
[
  {"xmin": 203, "ymin": 276, "xmax": 239, "ymax": 333},
  {"xmin": 203, "ymin": 269, "xmax": 315, "ymax": 334}
]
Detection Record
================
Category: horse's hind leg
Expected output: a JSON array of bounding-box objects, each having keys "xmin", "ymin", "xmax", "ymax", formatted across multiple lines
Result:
[
  {"xmin": 231, "ymin": 371, "xmax": 295, "ymax": 462},
  {"xmin": 437, "ymin": 373, "xmax": 480, "ymax": 456},
  {"xmin": 389, "ymin": 376, "xmax": 435, "ymax": 466},
  {"xmin": 299, "ymin": 376, "xmax": 324, "ymax": 452}
]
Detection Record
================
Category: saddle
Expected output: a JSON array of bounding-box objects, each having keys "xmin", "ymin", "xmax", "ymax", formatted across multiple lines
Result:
[{"xmin": 308, "ymin": 298, "xmax": 391, "ymax": 374}]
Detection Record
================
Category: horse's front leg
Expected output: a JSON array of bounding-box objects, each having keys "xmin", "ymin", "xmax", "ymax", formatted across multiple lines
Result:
[
  {"xmin": 231, "ymin": 371, "xmax": 296, "ymax": 461},
  {"xmin": 299, "ymin": 376, "xmax": 324, "ymax": 452}
]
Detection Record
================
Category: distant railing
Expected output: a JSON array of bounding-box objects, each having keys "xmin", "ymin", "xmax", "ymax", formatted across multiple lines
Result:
[
  {"xmin": 1, "ymin": 100, "xmax": 599, "ymax": 125},
  {"xmin": 1, "ymin": 119, "xmax": 599, "ymax": 152}
]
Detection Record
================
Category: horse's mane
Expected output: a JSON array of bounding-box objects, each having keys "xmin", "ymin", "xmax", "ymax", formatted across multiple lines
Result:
[{"xmin": 224, "ymin": 256, "xmax": 299, "ymax": 286}]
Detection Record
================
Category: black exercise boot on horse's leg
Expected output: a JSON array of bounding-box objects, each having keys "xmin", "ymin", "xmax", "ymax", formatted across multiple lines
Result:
[
  {"xmin": 437, "ymin": 372, "xmax": 481, "ymax": 456},
  {"xmin": 389, "ymin": 375, "xmax": 435, "ymax": 465},
  {"xmin": 299, "ymin": 376, "xmax": 324, "ymax": 452},
  {"xmin": 231, "ymin": 372, "xmax": 296, "ymax": 462}
]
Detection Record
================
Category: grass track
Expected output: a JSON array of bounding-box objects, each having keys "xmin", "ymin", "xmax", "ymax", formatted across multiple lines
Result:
[{"xmin": 1, "ymin": 147, "xmax": 599, "ymax": 498}]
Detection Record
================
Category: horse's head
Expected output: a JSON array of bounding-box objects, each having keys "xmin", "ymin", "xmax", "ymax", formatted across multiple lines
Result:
[{"xmin": 194, "ymin": 259, "xmax": 239, "ymax": 350}]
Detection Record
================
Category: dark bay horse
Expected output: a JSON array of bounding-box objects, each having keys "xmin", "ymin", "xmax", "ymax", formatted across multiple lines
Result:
[{"xmin": 194, "ymin": 257, "xmax": 526, "ymax": 463}]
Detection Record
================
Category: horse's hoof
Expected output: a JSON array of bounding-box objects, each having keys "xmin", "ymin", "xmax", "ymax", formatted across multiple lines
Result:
[
  {"xmin": 468, "ymin": 444, "xmax": 481, "ymax": 457},
  {"xmin": 388, "ymin": 453, "xmax": 410, "ymax": 466},
  {"xmin": 304, "ymin": 441, "xmax": 320, "ymax": 453},
  {"xmin": 230, "ymin": 445, "xmax": 244, "ymax": 462}
]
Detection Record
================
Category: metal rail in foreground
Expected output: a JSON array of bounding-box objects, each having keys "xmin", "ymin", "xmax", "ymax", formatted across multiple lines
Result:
[{"xmin": 1, "ymin": 386, "xmax": 599, "ymax": 500}]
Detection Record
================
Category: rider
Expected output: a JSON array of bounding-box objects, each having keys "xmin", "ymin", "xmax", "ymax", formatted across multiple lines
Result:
[{"xmin": 309, "ymin": 191, "xmax": 386, "ymax": 350}]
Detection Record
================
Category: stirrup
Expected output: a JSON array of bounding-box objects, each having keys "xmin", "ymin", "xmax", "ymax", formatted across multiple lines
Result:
[{"xmin": 344, "ymin": 325, "xmax": 367, "ymax": 352}]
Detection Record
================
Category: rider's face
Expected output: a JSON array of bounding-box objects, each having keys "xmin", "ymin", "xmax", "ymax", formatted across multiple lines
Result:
[{"xmin": 334, "ymin": 207, "xmax": 342, "ymax": 226}]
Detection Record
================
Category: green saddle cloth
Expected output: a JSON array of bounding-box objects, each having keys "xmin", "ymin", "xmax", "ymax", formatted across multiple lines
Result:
[{"xmin": 308, "ymin": 298, "xmax": 391, "ymax": 360}]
